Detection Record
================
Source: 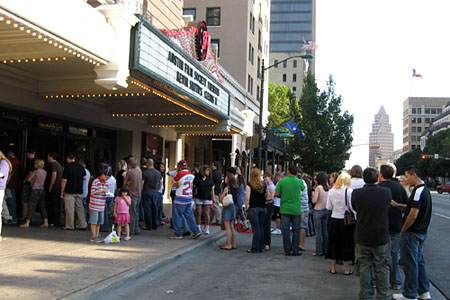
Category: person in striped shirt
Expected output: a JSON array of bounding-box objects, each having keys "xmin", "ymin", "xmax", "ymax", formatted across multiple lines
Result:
[{"xmin": 89, "ymin": 164, "xmax": 112, "ymax": 242}]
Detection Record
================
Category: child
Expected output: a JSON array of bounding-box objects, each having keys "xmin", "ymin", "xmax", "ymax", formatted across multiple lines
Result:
[
  {"xmin": 114, "ymin": 185, "xmax": 131, "ymax": 241},
  {"xmin": 89, "ymin": 164, "xmax": 112, "ymax": 243}
]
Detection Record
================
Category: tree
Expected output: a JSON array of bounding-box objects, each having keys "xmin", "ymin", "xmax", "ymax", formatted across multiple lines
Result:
[
  {"xmin": 395, "ymin": 148, "xmax": 423, "ymax": 176},
  {"xmin": 288, "ymin": 74, "xmax": 353, "ymax": 174},
  {"xmin": 422, "ymin": 128, "xmax": 450, "ymax": 177},
  {"xmin": 267, "ymin": 83, "xmax": 296, "ymax": 129}
]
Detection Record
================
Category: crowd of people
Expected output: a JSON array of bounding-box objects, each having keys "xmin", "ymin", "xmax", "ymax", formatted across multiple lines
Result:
[{"xmin": 0, "ymin": 150, "xmax": 433, "ymax": 300}]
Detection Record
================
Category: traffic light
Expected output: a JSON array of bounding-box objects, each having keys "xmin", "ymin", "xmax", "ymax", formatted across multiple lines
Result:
[{"xmin": 421, "ymin": 154, "xmax": 433, "ymax": 159}]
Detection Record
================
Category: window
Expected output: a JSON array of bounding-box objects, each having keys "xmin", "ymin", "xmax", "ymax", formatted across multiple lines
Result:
[
  {"xmin": 247, "ymin": 75, "xmax": 251, "ymax": 93},
  {"xmin": 274, "ymin": 59, "xmax": 278, "ymax": 68},
  {"xmin": 248, "ymin": 43, "xmax": 252, "ymax": 63},
  {"xmin": 411, "ymin": 127, "xmax": 416, "ymax": 133},
  {"xmin": 417, "ymin": 108, "xmax": 422, "ymax": 114},
  {"xmin": 283, "ymin": 60, "xmax": 287, "ymax": 68},
  {"xmin": 417, "ymin": 127, "xmax": 422, "ymax": 133},
  {"xmin": 411, "ymin": 118, "xmax": 416, "ymax": 124},
  {"xmin": 293, "ymin": 74, "xmax": 297, "ymax": 82},
  {"xmin": 183, "ymin": 8, "xmax": 196, "ymax": 20},
  {"xmin": 417, "ymin": 117, "xmax": 422, "ymax": 123},
  {"xmin": 425, "ymin": 108, "xmax": 430, "ymax": 114},
  {"xmin": 250, "ymin": 77, "xmax": 253, "ymax": 96},
  {"xmin": 293, "ymin": 60, "xmax": 297, "ymax": 68},
  {"xmin": 425, "ymin": 117, "xmax": 430, "ymax": 123},
  {"xmin": 256, "ymin": 85, "xmax": 260, "ymax": 100},
  {"xmin": 251, "ymin": 47, "xmax": 254, "ymax": 65},
  {"xmin": 210, "ymin": 39, "xmax": 220, "ymax": 58},
  {"xmin": 257, "ymin": 57, "xmax": 261, "ymax": 79},
  {"xmin": 249, "ymin": 12, "xmax": 253, "ymax": 31},
  {"xmin": 412, "ymin": 136, "xmax": 417, "ymax": 142},
  {"xmin": 258, "ymin": 30, "xmax": 262, "ymax": 51},
  {"xmin": 437, "ymin": 108, "xmax": 442, "ymax": 114},
  {"xmin": 206, "ymin": 7, "xmax": 221, "ymax": 26},
  {"xmin": 292, "ymin": 87, "xmax": 296, "ymax": 92},
  {"xmin": 431, "ymin": 108, "xmax": 436, "ymax": 114},
  {"xmin": 282, "ymin": 74, "xmax": 286, "ymax": 82},
  {"xmin": 412, "ymin": 108, "xmax": 416, "ymax": 114},
  {"xmin": 252, "ymin": 17, "xmax": 255, "ymax": 34}
]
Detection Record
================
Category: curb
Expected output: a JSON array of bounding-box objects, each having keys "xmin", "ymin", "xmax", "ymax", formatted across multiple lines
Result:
[{"xmin": 59, "ymin": 230, "xmax": 226, "ymax": 300}]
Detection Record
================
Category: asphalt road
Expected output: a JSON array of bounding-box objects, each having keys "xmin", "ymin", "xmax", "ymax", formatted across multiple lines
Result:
[{"xmin": 425, "ymin": 191, "xmax": 450, "ymax": 299}]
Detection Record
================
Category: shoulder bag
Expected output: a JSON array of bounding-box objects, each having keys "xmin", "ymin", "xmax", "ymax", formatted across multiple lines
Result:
[
  {"xmin": 222, "ymin": 187, "xmax": 233, "ymax": 207},
  {"xmin": 343, "ymin": 188, "xmax": 356, "ymax": 227}
]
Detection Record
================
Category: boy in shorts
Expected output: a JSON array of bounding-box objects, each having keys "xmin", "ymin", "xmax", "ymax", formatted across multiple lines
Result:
[{"xmin": 89, "ymin": 164, "xmax": 112, "ymax": 242}]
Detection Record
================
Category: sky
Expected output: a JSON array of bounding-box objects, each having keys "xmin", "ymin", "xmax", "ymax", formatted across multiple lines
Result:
[{"xmin": 314, "ymin": 0, "xmax": 450, "ymax": 169}]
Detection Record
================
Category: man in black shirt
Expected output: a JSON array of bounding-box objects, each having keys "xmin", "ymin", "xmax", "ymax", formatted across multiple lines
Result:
[
  {"xmin": 61, "ymin": 153, "xmax": 87, "ymax": 230},
  {"xmin": 352, "ymin": 168, "xmax": 391, "ymax": 300},
  {"xmin": 142, "ymin": 158, "xmax": 162, "ymax": 230},
  {"xmin": 391, "ymin": 166, "xmax": 432, "ymax": 300},
  {"xmin": 378, "ymin": 164, "xmax": 408, "ymax": 290}
]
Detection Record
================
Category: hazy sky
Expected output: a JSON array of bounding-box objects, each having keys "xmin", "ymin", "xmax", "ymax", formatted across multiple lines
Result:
[{"xmin": 314, "ymin": 0, "xmax": 450, "ymax": 169}]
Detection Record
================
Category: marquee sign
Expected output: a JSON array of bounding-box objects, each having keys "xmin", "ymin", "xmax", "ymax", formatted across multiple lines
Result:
[{"xmin": 131, "ymin": 20, "xmax": 230, "ymax": 118}]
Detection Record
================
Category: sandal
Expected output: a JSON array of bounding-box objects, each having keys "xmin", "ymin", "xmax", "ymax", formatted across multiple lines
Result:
[
  {"xmin": 344, "ymin": 271, "xmax": 353, "ymax": 276},
  {"xmin": 247, "ymin": 249, "xmax": 257, "ymax": 253},
  {"xmin": 220, "ymin": 246, "xmax": 232, "ymax": 250},
  {"xmin": 264, "ymin": 245, "xmax": 270, "ymax": 251},
  {"xmin": 329, "ymin": 269, "xmax": 337, "ymax": 275}
]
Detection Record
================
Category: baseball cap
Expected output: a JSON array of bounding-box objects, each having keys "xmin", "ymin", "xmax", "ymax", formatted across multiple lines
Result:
[
  {"xmin": 178, "ymin": 160, "xmax": 188, "ymax": 170},
  {"xmin": 99, "ymin": 164, "xmax": 112, "ymax": 176}
]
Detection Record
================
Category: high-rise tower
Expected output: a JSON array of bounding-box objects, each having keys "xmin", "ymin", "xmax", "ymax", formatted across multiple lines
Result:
[{"xmin": 369, "ymin": 106, "xmax": 394, "ymax": 168}]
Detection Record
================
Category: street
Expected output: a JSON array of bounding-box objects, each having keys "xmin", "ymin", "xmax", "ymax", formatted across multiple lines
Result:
[{"xmin": 425, "ymin": 192, "xmax": 450, "ymax": 298}]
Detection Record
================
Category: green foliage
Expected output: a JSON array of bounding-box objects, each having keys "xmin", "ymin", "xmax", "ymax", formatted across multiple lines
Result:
[
  {"xmin": 267, "ymin": 83, "xmax": 296, "ymax": 129},
  {"xmin": 395, "ymin": 148, "xmax": 424, "ymax": 176},
  {"xmin": 422, "ymin": 129, "xmax": 450, "ymax": 177},
  {"xmin": 287, "ymin": 74, "xmax": 354, "ymax": 174}
]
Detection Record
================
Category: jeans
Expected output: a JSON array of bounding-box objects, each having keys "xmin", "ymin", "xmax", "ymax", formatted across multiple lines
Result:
[
  {"xmin": 173, "ymin": 202, "xmax": 199, "ymax": 235},
  {"xmin": 130, "ymin": 196, "xmax": 141, "ymax": 234},
  {"xmin": 390, "ymin": 233, "xmax": 403, "ymax": 287},
  {"xmin": 5, "ymin": 189, "xmax": 17, "ymax": 222},
  {"xmin": 101, "ymin": 197, "xmax": 114, "ymax": 232},
  {"xmin": 400, "ymin": 231, "xmax": 430, "ymax": 299},
  {"xmin": 142, "ymin": 191, "xmax": 159, "ymax": 230},
  {"xmin": 281, "ymin": 214, "xmax": 301, "ymax": 255},
  {"xmin": 307, "ymin": 203, "xmax": 315, "ymax": 235},
  {"xmin": 157, "ymin": 192, "xmax": 164, "ymax": 225},
  {"xmin": 313, "ymin": 209, "xmax": 329, "ymax": 254},
  {"xmin": 248, "ymin": 207, "xmax": 266, "ymax": 252},
  {"xmin": 358, "ymin": 242, "xmax": 391, "ymax": 300},
  {"xmin": 263, "ymin": 204, "xmax": 274, "ymax": 247},
  {"xmin": 83, "ymin": 197, "xmax": 88, "ymax": 219}
]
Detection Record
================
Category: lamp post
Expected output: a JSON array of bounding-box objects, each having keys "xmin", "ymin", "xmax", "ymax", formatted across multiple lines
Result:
[{"xmin": 257, "ymin": 54, "xmax": 313, "ymax": 169}]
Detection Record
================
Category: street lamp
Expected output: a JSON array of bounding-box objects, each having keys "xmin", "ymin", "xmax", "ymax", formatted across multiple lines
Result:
[{"xmin": 257, "ymin": 53, "xmax": 314, "ymax": 169}]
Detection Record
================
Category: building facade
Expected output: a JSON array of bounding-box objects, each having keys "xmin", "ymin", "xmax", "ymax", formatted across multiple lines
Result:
[
  {"xmin": 369, "ymin": 106, "xmax": 393, "ymax": 168},
  {"xmin": 420, "ymin": 101, "xmax": 450, "ymax": 150},
  {"xmin": 402, "ymin": 97, "xmax": 449, "ymax": 152},
  {"xmin": 269, "ymin": 0, "xmax": 316, "ymax": 96}
]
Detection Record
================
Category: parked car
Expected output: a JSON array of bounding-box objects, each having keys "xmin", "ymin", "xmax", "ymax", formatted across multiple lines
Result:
[{"xmin": 437, "ymin": 182, "xmax": 450, "ymax": 194}]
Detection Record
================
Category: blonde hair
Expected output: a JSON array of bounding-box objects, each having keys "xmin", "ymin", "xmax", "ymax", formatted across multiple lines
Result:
[
  {"xmin": 333, "ymin": 173, "xmax": 351, "ymax": 189},
  {"xmin": 34, "ymin": 159, "xmax": 45, "ymax": 169},
  {"xmin": 0, "ymin": 151, "xmax": 12, "ymax": 175},
  {"xmin": 249, "ymin": 168, "xmax": 264, "ymax": 193}
]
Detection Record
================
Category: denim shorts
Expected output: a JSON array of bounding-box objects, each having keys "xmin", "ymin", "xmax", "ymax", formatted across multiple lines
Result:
[
  {"xmin": 222, "ymin": 203, "xmax": 236, "ymax": 221},
  {"xmin": 89, "ymin": 211, "xmax": 105, "ymax": 225}
]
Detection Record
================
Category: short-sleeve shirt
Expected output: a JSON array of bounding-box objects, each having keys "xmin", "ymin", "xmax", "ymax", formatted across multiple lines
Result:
[
  {"xmin": 126, "ymin": 168, "xmax": 142, "ymax": 197},
  {"xmin": 173, "ymin": 170, "xmax": 195, "ymax": 204},
  {"xmin": 50, "ymin": 161, "xmax": 63, "ymax": 189},
  {"xmin": 32, "ymin": 168, "xmax": 47, "ymax": 190},
  {"xmin": 275, "ymin": 175, "xmax": 305, "ymax": 215},
  {"xmin": 89, "ymin": 178, "xmax": 108, "ymax": 212},
  {"xmin": 62, "ymin": 162, "xmax": 86, "ymax": 194},
  {"xmin": 115, "ymin": 195, "xmax": 131, "ymax": 214},
  {"xmin": 142, "ymin": 167, "xmax": 162, "ymax": 194},
  {"xmin": 194, "ymin": 175, "xmax": 214, "ymax": 200},
  {"xmin": 404, "ymin": 184, "xmax": 432, "ymax": 234},
  {"xmin": 379, "ymin": 180, "xmax": 408, "ymax": 234}
]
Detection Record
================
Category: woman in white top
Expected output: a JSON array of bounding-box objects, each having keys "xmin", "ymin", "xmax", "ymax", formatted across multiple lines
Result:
[
  {"xmin": 349, "ymin": 165, "xmax": 365, "ymax": 190},
  {"xmin": 326, "ymin": 173, "xmax": 355, "ymax": 275}
]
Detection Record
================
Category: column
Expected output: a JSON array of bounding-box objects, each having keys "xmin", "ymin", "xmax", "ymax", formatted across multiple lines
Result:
[{"xmin": 176, "ymin": 134, "xmax": 183, "ymax": 163}]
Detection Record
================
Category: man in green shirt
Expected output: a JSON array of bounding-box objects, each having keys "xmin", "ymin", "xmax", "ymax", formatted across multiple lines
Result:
[{"xmin": 275, "ymin": 165, "xmax": 305, "ymax": 256}]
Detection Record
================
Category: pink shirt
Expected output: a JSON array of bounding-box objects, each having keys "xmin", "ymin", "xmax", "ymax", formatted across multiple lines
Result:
[
  {"xmin": 32, "ymin": 169, "xmax": 47, "ymax": 190},
  {"xmin": 115, "ymin": 195, "xmax": 131, "ymax": 214},
  {"xmin": 313, "ymin": 185, "xmax": 329, "ymax": 210}
]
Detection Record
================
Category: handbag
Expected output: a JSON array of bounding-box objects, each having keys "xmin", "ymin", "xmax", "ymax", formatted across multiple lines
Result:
[
  {"xmin": 343, "ymin": 188, "xmax": 356, "ymax": 227},
  {"xmin": 104, "ymin": 225, "xmax": 120, "ymax": 244},
  {"xmin": 222, "ymin": 188, "xmax": 233, "ymax": 207}
]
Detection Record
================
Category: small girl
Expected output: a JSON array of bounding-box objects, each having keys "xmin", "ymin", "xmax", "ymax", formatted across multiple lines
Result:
[{"xmin": 114, "ymin": 185, "xmax": 131, "ymax": 241}]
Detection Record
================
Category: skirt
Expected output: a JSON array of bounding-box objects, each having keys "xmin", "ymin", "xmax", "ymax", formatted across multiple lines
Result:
[
  {"xmin": 326, "ymin": 217, "xmax": 355, "ymax": 261},
  {"xmin": 115, "ymin": 213, "xmax": 130, "ymax": 224},
  {"xmin": 222, "ymin": 203, "xmax": 236, "ymax": 221}
]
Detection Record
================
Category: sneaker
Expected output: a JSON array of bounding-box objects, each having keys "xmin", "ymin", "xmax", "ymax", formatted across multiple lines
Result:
[
  {"xmin": 124, "ymin": 237, "xmax": 131, "ymax": 241},
  {"xmin": 272, "ymin": 229, "xmax": 282, "ymax": 235},
  {"xmin": 191, "ymin": 232, "xmax": 202, "ymax": 239},
  {"xmin": 182, "ymin": 231, "xmax": 191, "ymax": 237},
  {"xmin": 169, "ymin": 234, "xmax": 183, "ymax": 240},
  {"xmin": 392, "ymin": 293, "xmax": 417, "ymax": 300},
  {"xmin": 95, "ymin": 236, "xmax": 104, "ymax": 243},
  {"xmin": 204, "ymin": 228, "xmax": 210, "ymax": 235},
  {"xmin": 418, "ymin": 292, "xmax": 431, "ymax": 300},
  {"xmin": 89, "ymin": 236, "xmax": 97, "ymax": 242}
]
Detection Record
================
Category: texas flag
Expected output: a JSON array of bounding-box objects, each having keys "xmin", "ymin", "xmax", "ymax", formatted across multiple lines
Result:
[{"xmin": 412, "ymin": 69, "xmax": 423, "ymax": 78}]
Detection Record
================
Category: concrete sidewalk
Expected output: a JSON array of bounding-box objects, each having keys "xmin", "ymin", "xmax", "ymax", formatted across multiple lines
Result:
[{"xmin": 0, "ymin": 223, "xmax": 225, "ymax": 300}]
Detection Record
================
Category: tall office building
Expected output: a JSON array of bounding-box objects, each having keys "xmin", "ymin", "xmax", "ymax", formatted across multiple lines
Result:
[
  {"xmin": 269, "ymin": 0, "xmax": 316, "ymax": 96},
  {"xmin": 369, "ymin": 106, "xmax": 394, "ymax": 168},
  {"xmin": 183, "ymin": 0, "xmax": 271, "ymax": 104},
  {"xmin": 402, "ymin": 97, "xmax": 449, "ymax": 152}
]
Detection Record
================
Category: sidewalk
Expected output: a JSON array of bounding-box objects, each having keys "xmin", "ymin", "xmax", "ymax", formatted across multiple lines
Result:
[{"xmin": 0, "ymin": 222, "xmax": 225, "ymax": 300}]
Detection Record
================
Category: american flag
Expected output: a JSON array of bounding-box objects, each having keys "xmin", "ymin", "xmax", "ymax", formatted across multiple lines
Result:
[
  {"xmin": 302, "ymin": 40, "xmax": 318, "ymax": 51},
  {"xmin": 412, "ymin": 69, "xmax": 423, "ymax": 78}
]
